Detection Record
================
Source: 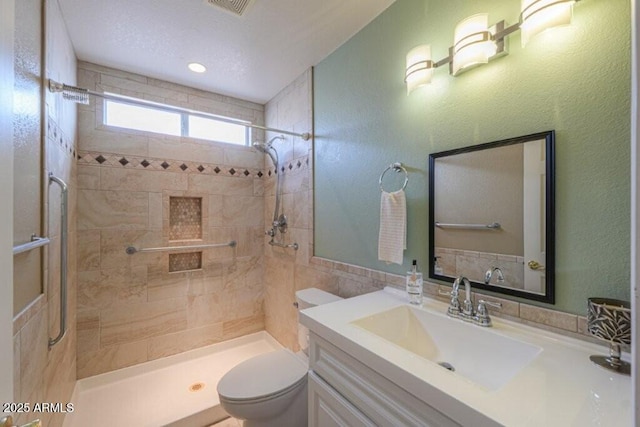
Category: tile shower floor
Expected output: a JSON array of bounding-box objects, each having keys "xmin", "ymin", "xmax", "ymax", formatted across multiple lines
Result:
[{"xmin": 63, "ymin": 332, "xmax": 280, "ymax": 427}]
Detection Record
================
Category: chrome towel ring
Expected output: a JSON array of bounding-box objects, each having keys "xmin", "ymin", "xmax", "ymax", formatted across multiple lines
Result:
[{"xmin": 379, "ymin": 162, "xmax": 409, "ymax": 192}]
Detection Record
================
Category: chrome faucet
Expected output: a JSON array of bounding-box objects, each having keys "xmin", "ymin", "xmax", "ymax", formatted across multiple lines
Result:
[
  {"xmin": 440, "ymin": 275, "xmax": 502, "ymax": 327},
  {"xmin": 484, "ymin": 266, "xmax": 505, "ymax": 285},
  {"xmin": 456, "ymin": 276, "xmax": 474, "ymax": 318}
]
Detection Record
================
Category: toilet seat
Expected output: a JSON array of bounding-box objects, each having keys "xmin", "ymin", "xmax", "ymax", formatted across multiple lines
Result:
[{"xmin": 217, "ymin": 349, "xmax": 308, "ymax": 403}]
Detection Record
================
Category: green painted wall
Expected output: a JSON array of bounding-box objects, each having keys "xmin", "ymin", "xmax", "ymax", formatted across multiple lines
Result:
[{"xmin": 313, "ymin": 0, "xmax": 631, "ymax": 314}]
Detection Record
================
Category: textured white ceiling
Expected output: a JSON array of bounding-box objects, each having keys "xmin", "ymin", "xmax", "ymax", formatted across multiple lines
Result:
[{"xmin": 58, "ymin": 0, "xmax": 395, "ymax": 104}]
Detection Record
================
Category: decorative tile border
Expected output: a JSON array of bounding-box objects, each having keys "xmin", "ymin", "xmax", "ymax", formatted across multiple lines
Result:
[
  {"xmin": 48, "ymin": 116, "xmax": 76, "ymax": 158},
  {"xmin": 77, "ymin": 150, "xmax": 309, "ymax": 179}
]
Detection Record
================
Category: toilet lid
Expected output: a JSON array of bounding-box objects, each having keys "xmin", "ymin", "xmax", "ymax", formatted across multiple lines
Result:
[{"xmin": 217, "ymin": 350, "xmax": 307, "ymax": 401}]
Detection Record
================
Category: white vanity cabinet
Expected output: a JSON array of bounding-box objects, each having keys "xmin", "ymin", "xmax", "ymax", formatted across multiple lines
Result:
[
  {"xmin": 302, "ymin": 289, "xmax": 632, "ymax": 426},
  {"xmin": 308, "ymin": 332, "xmax": 462, "ymax": 427}
]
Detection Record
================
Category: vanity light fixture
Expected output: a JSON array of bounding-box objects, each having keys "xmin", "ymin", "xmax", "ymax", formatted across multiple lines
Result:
[
  {"xmin": 520, "ymin": 0, "xmax": 576, "ymax": 46},
  {"xmin": 404, "ymin": 0, "xmax": 580, "ymax": 92},
  {"xmin": 451, "ymin": 14, "xmax": 497, "ymax": 76},
  {"xmin": 188, "ymin": 62, "xmax": 207, "ymax": 73},
  {"xmin": 405, "ymin": 45, "xmax": 434, "ymax": 94}
]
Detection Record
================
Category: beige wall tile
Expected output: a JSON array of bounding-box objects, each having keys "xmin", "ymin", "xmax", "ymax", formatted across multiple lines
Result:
[
  {"xmin": 188, "ymin": 174, "xmax": 254, "ymax": 196},
  {"xmin": 148, "ymin": 323, "xmax": 223, "ymax": 360},
  {"xmin": 77, "ymin": 230, "xmax": 101, "ymax": 271},
  {"xmin": 101, "ymin": 167, "xmax": 188, "ymax": 192},
  {"xmin": 149, "ymin": 192, "xmax": 163, "ymax": 229},
  {"xmin": 100, "ymin": 229, "xmax": 162, "ymax": 269},
  {"xmin": 77, "ymin": 340, "xmax": 148, "ymax": 379},
  {"xmin": 224, "ymin": 256, "xmax": 262, "ymax": 289},
  {"xmin": 77, "ymin": 309, "xmax": 100, "ymax": 353},
  {"xmin": 77, "ymin": 165, "xmax": 100, "ymax": 189},
  {"xmin": 222, "ymin": 196, "xmax": 264, "ymax": 226},
  {"xmin": 147, "ymin": 137, "xmax": 224, "ymax": 164},
  {"xmin": 147, "ymin": 263, "xmax": 191, "ymax": 301},
  {"xmin": 187, "ymin": 293, "xmax": 224, "ymax": 328},
  {"xmin": 19, "ymin": 309, "xmax": 48, "ymax": 402},
  {"xmin": 77, "ymin": 266, "xmax": 148, "ymax": 310},
  {"xmin": 223, "ymin": 146, "xmax": 263, "ymax": 169},
  {"xmin": 78, "ymin": 189, "xmax": 149, "ymax": 230},
  {"xmin": 210, "ymin": 226, "xmax": 264, "ymax": 258},
  {"xmin": 222, "ymin": 314, "xmax": 265, "ymax": 341},
  {"xmin": 101, "ymin": 298, "xmax": 187, "ymax": 347},
  {"xmin": 80, "ymin": 128, "xmax": 149, "ymax": 156},
  {"xmin": 517, "ymin": 304, "xmax": 578, "ymax": 332}
]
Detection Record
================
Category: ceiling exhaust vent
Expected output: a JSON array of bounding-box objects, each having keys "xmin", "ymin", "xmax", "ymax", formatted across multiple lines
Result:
[{"xmin": 205, "ymin": 0, "xmax": 255, "ymax": 17}]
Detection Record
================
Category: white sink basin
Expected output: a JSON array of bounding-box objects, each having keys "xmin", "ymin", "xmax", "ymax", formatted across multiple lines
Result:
[{"xmin": 351, "ymin": 305, "xmax": 542, "ymax": 391}]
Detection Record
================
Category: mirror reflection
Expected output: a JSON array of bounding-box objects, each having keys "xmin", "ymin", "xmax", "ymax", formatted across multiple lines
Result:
[{"xmin": 428, "ymin": 131, "xmax": 555, "ymax": 303}]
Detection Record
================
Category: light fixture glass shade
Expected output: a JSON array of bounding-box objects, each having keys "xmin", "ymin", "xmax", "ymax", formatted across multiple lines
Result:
[
  {"xmin": 405, "ymin": 45, "xmax": 433, "ymax": 94},
  {"xmin": 520, "ymin": 0, "xmax": 575, "ymax": 47},
  {"xmin": 452, "ymin": 14, "xmax": 497, "ymax": 76}
]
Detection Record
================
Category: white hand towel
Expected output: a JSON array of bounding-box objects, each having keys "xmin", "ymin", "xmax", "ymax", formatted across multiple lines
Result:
[{"xmin": 378, "ymin": 190, "xmax": 406, "ymax": 265}]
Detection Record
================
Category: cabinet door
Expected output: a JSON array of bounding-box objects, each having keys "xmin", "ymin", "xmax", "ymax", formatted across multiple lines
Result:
[{"xmin": 308, "ymin": 371, "xmax": 375, "ymax": 427}]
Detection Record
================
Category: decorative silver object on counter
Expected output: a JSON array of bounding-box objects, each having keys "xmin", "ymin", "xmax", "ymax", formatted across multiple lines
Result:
[{"xmin": 587, "ymin": 298, "xmax": 631, "ymax": 375}]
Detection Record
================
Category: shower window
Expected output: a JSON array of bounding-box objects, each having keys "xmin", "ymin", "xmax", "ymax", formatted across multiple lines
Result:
[
  {"xmin": 105, "ymin": 101, "xmax": 182, "ymax": 136},
  {"xmin": 104, "ymin": 97, "xmax": 250, "ymax": 146}
]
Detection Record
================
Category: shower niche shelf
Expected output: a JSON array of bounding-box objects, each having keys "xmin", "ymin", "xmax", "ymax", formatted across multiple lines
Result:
[
  {"xmin": 169, "ymin": 252, "xmax": 203, "ymax": 273},
  {"xmin": 169, "ymin": 196, "xmax": 202, "ymax": 241}
]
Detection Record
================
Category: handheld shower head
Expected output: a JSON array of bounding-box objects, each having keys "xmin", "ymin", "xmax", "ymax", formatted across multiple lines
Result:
[{"xmin": 252, "ymin": 140, "xmax": 279, "ymax": 169}]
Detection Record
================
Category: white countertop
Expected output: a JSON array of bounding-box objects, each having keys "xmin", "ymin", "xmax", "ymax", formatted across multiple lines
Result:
[{"xmin": 299, "ymin": 287, "xmax": 632, "ymax": 427}]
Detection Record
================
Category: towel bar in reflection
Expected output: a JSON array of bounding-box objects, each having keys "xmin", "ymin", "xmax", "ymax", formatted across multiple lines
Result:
[{"xmin": 435, "ymin": 222, "xmax": 501, "ymax": 230}]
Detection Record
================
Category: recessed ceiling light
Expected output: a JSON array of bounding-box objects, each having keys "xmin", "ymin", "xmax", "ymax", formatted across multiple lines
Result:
[{"xmin": 188, "ymin": 62, "xmax": 207, "ymax": 73}]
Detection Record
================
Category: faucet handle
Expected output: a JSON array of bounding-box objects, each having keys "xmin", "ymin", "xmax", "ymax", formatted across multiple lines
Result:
[
  {"xmin": 475, "ymin": 299, "xmax": 502, "ymax": 327},
  {"xmin": 439, "ymin": 288, "xmax": 461, "ymax": 317},
  {"xmin": 478, "ymin": 299, "xmax": 502, "ymax": 311}
]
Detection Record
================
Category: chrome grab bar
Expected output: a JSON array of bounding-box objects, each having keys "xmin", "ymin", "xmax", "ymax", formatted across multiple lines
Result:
[
  {"xmin": 126, "ymin": 240, "xmax": 237, "ymax": 255},
  {"xmin": 435, "ymin": 222, "xmax": 501, "ymax": 230},
  {"xmin": 48, "ymin": 173, "xmax": 68, "ymax": 349},
  {"xmin": 13, "ymin": 235, "xmax": 50, "ymax": 255},
  {"xmin": 268, "ymin": 240, "xmax": 299, "ymax": 250}
]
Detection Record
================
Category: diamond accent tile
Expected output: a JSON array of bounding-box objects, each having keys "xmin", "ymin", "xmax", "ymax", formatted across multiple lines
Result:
[
  {"xmin": 214, "ymin": 167, "xmax": 221, "ymax": 174},
  {"xmin": 141, "ymin": 160, "xmax": 150, "ymax": 168},
  {"xmin": 119, "ymin": 157, "xmax": 129, "ymax": 166},
  {"xmin": 229, "ymin": 168, "xmax": 236, "ymax": 175},
  {"xmin": 95, "ymin": 155, "xmax": 106, "ymax": 164},
  {"xmin": 180, "ymin": 163, "xmax": 188, "ymax": 171},
  {"xmin": 297, "ymin": 160, "xmax": 302, "ymax": 168},
  {"xmin": 288, "ymin": 163, "xmax": 293, "ymax": 170},
  {"xmin": 243, "ymin": 170, "xmax": 250, "ymax": 176},
  {"xmin": 257, "ymin": 171, "xmax": 263, "ymax": 178},
  {"xmin": 161, "ymin": 161, "xmax": 170, "ymax": 169},
  {"xmin": 197, "ymin": 165, "xmax": 205, "ymax": 172}
]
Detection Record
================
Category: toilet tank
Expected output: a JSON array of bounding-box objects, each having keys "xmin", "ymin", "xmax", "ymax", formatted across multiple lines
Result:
[{"xmin": 296, "ymin": 288, "xmax": 342, "ymax": 353}]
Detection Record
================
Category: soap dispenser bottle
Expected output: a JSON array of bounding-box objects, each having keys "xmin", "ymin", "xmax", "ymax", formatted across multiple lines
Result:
[
  {"xmin": 434, "ymin": 256, "xmax": 443, "ymax": 275},
  {"xmin": 406, "ymin": 259, "xmax": 423, "ymax": 305}
]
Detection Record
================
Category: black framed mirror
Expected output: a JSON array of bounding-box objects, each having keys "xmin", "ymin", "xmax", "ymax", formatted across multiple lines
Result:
[{"xmin": 428, "ymin": 131, "xmax": 555, "ymax": 303}]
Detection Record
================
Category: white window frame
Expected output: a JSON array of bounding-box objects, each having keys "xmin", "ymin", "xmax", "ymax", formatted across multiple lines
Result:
[{"xmin": 103, "ymin": 97, "xmax": 251, "ymax": 147}]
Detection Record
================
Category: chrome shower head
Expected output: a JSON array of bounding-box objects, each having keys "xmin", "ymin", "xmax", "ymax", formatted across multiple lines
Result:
[{"xmin": 252, "ymin": 140, "xmax": 279, "ymax": 168}]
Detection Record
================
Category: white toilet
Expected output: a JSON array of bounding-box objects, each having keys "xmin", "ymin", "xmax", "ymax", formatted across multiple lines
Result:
[{"xmin": 217, "ymin": 288, "xmax": 342, "ymax": 427}]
